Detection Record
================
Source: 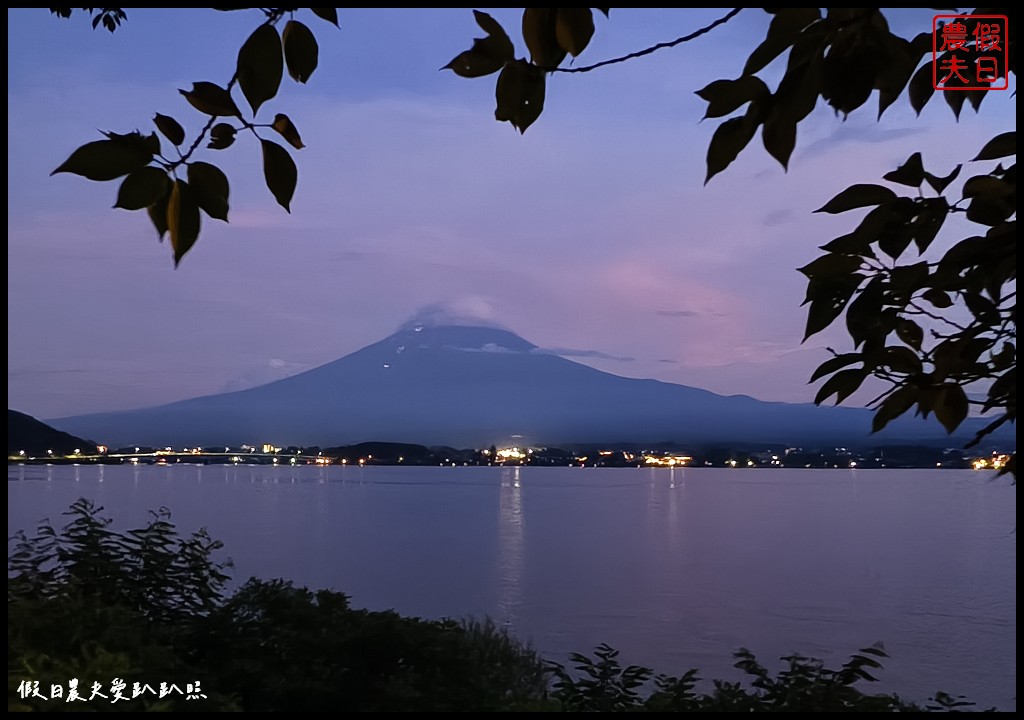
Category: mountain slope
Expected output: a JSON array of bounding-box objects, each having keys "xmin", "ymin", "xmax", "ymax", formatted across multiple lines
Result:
[
  {"xmin": 49, "ymin": 324, "xmax": 991, "ymax": 448},
  {"xmin": 8, "ymin": 409, "xmax": 98, "ymax": 457}
]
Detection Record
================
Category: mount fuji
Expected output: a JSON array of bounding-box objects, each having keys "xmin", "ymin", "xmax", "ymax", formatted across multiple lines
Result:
[{"xmin": 49, "ymin": 321, "xmax": 988, "ymax": 448}]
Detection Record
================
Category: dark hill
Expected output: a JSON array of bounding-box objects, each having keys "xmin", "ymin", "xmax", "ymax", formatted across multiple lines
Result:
[{"xmin": 8, "ymin": 409, "xmax": 98, "ymax": 457}]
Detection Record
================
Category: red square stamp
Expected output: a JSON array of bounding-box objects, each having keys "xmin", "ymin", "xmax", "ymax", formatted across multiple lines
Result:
[{"xmin": 932, "ymin": 14, "xmax": 1010, "ymax": 91}]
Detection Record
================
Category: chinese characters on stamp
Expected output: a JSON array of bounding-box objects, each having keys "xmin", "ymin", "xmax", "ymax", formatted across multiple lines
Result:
[{"xmin": 933, "ymin": 14, "xmax": 1010, "ymax": 91}]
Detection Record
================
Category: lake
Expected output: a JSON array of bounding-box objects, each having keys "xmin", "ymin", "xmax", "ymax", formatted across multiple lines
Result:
[{"xmin": 7, "ymin": 464, "xmax": 1016, "ymax": 710}]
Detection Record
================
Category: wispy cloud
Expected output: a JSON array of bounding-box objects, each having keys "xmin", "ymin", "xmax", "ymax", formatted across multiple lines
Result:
[
  {"xmin": 799, "ymin": 124, "xmax": 923, "ymax": 160},
  {"xmin": 221, "ymin": 358, "xmax": 311, "ymax": 392},
  {"xmin": 655, "ymin": 309, "xmax": 725, "ymax": 318},
  {"xmin": 456, "ymin": 343, "xmax": 519, "ymax": 354},
  {"xmin": 399, "ymin": 298, "xmax": 504, "ymax": 331},
  {"xmin": 534, "ymin": 348, "xmax": 635, "ymax": 362},
  {"xmin": 762, "ymin": 209, "xmax": 794, "ymax": 227}
]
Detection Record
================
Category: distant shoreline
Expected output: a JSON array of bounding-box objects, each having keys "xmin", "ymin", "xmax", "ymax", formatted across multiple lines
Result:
[{"xmin": 7, "ymin": 456, "xmax": 1011, "ymax": 472}]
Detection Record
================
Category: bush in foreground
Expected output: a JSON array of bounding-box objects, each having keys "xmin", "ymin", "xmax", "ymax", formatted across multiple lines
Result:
[{"xmin": 8, "ymin": 500, "xmax": 983, "ymax": 712}]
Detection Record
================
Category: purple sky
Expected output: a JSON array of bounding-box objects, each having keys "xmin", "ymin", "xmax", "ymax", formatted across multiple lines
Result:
[{"xmin": 7, "ymin": 8, "xmax": 1014, "ymax": 418}]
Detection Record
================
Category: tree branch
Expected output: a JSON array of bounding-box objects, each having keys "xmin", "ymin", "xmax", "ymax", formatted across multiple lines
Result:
[
  {"xmin": 964, "ymin": 413, "xmax": 1013, "ymax": 449},
  {"xmin": 547, "ymin": 8, "xmax": 743, "ymax": 74},
  {"xmin": 906, "ymin": 300, "xmax": 968, "ymax": 332}
]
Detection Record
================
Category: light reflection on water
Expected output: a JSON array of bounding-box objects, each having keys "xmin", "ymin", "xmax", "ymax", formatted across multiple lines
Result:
[
  {"xmin": 497, "ymin": 465, "xmax": 524, "ymax": 627},
  {"xmin": 7, "ymin": 464, "xmax": 1016, "ymax": 710}
]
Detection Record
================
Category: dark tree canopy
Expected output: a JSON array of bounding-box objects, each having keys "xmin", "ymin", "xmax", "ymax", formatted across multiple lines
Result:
[{"xmin": 46, "ymin": 8, "xmax": 1016, "ymax": 473}]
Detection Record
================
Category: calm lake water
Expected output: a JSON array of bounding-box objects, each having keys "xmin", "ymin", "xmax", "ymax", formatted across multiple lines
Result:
[{"xmin": 8, "ymin": 464, "xmax": 1016, "ymax": 710}]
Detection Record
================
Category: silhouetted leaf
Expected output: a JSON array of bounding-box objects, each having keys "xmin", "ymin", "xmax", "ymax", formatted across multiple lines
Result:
[
  {"xmin": 762, "ymin": 112, "xmax": 796, "ymax": 169},
  {"xmin": 774, "ymin": 52, "xmax": 823, "ymax": 122},
  {"xmin": 472, "ymin": 8, "xmax": 506, "ymax": 37},
  {"xmin": 445, "ymin": 48, "xmax": 504, "ymax": 79},
  {"xmin": 696, "ymin": 76, "xmax": 769, "ymax": 119},
  {"xmin": 52, "ymin": 138, "xmax": 153, "ymax": 181},
  {"xmin": 889, "ymin": 261, "xmax": 929, "ymax": 292},
  {"xmin": 875, "ymin": 35, "xmax": 916, "ymax": 120},
  {"xmin": 207, "ymin": 123, "xmax": 237, "ymax": 150},
  {"xmin": 836, "ymin": 200, "xmax": 910, "ymax": 257},
  {"xmin": 915, "ymin": 385, "xmax": 939, "ymax": 420},
  {"xmin": 973, "ymin": 132, "xmax": 1016, "ymax": 161},
  {"xmin": 705, "ymin": 116, "xmax": 757, "ymax": 184},
  {"xmin": 743, "ymin": 8, "xmax": 821, "ymax": 75},
  {"xmin": 985, "ymin": 369, "xmax": 1015, "ymax": 410},
  {"xmin": 187, "ymin": 162, "xmax": 230, "ymax": 222},
  {"xmin": 963, "ymin": 292, "xmax": 999, "ymax": 322},
  {"xmin": 844, "ymin": 277, "xmax": 885, "ymax": 347},
  {"xmin": 909, "ymin": 198, "xmax": 949, "ymax": 253},
  {"xmin": 167, "ymin": 180, "xmax": 201, "ymax": 266},
  {"xmin": 179, "ymin": 82, "xmax": 241, "ymax": 118},
  {"xmin": 237, "ymin": 24, "xmax": 283, "ymax": 114},
  {"xmin": 809, "ymin": 353, "xmax": 862, "ymax": 383},
  {"xmin": 814, "ymin": 368, "xmax": 866, "ymax": 405},
  {"xmin": 873, "ymin": 386, "xmax": 918, "ymax": 432},
  {"xmin": 821, "ymin": 42, "xmax": 876, "ymax": 117},
  {"xmin": 101, "ymin": 130, "xmax": 161, "ymax": 156},
  {"xmin": 310, "ymin": 8, "xmax": 338, "ymax": 27},
  {"xmin": 884, "ymin": 345, "xmax": 923, "ymax": 373},
  {"xmin": 895, "ymin": 318, "xmax": 923, "ymax": 350},
  {"xmin": 872, "ymin": 385, "xmax": 913, "ymax": 430},
  {"xmin": 883, "ymin": 152, "xmax": 925, "ymax": 187},
  {"xmin": 908, "ymin": 31, "xmax": 933, "ymax": 59},
  {"xmin": 114, "ymin": 167, "xmax": 170, "ymax": 210},
  {"xmin": 938, "ymin": 236, "xmax": 990, "ymax": 274},
  {"xmin": 962, "ymin": 175, "xmax": 1013, "ymax": 199},
  {"xmin": 922, "ymin": 288, "xmax": 953, "ymax": 308},
  {"xmin": 283, "ymin": 20, "xmax": 318, "ymax": 84},
  {"xmin": 924, "ymin": 164, "xmax": 961, "ymax": 193},
  {"xmin": 907, "ymin": 61, "xmax": 934, "ymax": 115},
  {"xmin": 271, "ymin": 113, "xmax": 305, "ymax": 149},
  {"xmin": 934, "ymin": 383, "xmax": 969, "ymax": 433},
  {"xmin": 877, "ymin": 229, "xmax": 913, "ymax": 260},
  {"xmin": 147, "ymin": 184, "xmax": 171, "ymax": 240},
  {"xmin": 260, "ymin": 139, "xmax": 297, "ymax": 212},
  {"xmin": 944, "ymin": 87, "xmax": 967, "ymax": 119},
  {"xmin": 495, "ymin": 59, "xmax": 546, "ymax": 133},
  {"xmin": 522, "ymin": 8, "xmax": 566, "ymax": 68},
  {"xmin": 859, "ymin": 643, "xmax": 888, "ymax": 658},
  {"xmin": 814, "ymin": 184, "xmax": 897, "ymax": 214},
  {"xmin": 798, "ymin": 253, "xmax": 862, "ymax": 279},
  {"xmin": 444, "ymin": 11, "xmax": 514, "ymax": 77},
  {"xmin": 803, "ymin": 275, "xmax": 862, "ymax": 340},
  {"xmin": 555, "ymin": 8, "xmax": 594, "ymax": 57},
  {"xmin": 821, "ymin": 232, "xmax": 874, "ymax": 257},
  {"xmin": 965, "ymin": 88, "xmax": 986, "ymax": 113},
  {"xmin": 933, "ymin": 336, "xmax": 990, "ymax": 382},
  {"xmin": 153, "ymin": 113, "xmax": 185, "ymax": 146},
  {"xmin": 963, "ymin": 175, "xmax": 1015, "ymax": 225}
]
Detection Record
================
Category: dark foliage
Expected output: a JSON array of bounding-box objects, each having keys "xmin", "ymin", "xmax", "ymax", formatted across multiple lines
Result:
[{"xmin": 8, "ymin": 500, "xmax": 547, "ymax": 712}]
